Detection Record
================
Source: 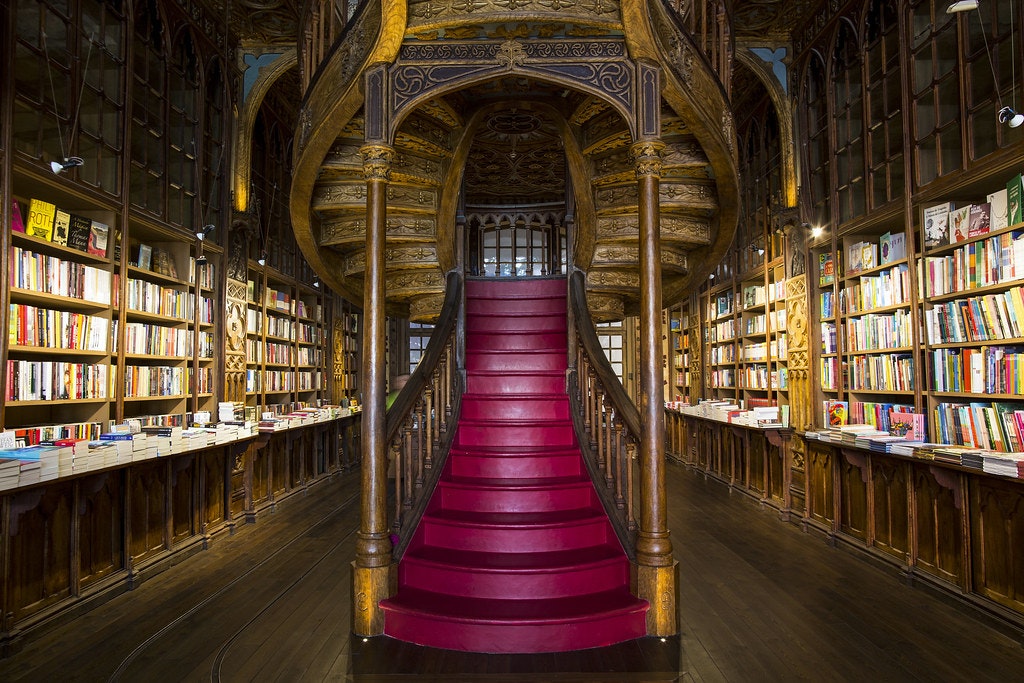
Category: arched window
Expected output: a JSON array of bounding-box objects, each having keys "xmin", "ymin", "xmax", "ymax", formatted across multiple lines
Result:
[
  {"xmin": 910, "ymin": 0, "xmax": 962, "ymax": 185},
  {"xmin": 470, "ymin": 212, "xmax": 564, "ymax": 277},
  {"xmin": 864, "ymin": 0, "xmax": 903, "ymax": 209},
  {"xmin": 832, "ymin": 19, "xmax": 866, "ymax": 223},
  {"xmin": 130, "ymin": 0, "xmax": 167, "ymax": 214},
  {"xmin": 167, "ymin": 30, "xmax": 199, "ymax": 227},
  {"xmin": 802, "ymin": 51, "xmax": 830, "ymax": 227}
]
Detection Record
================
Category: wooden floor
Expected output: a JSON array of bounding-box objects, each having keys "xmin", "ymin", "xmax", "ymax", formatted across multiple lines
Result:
[{"xmin": 2, "ymin": 459, "xmax": 1023, "ymax": 682}]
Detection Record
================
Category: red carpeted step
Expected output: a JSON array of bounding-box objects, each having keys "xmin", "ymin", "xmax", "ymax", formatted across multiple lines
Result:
[
  {"xmin": 465, "ymin": 331, "xmax": 565, "ymax": 352},
  {"xmin": 459, "ymin": 395, "xmax": 570, "ymax": 422},
  {"xmin": 381, "ymin": 587, "xmax": 647, "ymax": 653},
  {"xmin": 416, "ymin": 508, "xmax": 612, "ymax": 553},
  {"xmin": 447, "ymin": 446, "xmax": 583, "ymax": 479},
  {"xmin": 465, "ymin": 295, "xmax": 565, "ymax": 316},
  {"xmin": 454, "ymin": 420, "xmax": 575, "ymax": 448},
  {"xmin": 466, "ymin": 350, "xmax": 565, "ymax": 373},
  {"xmin": 397, "ymin": 546, "xmax": 631, "ymax": 600},
  {"xmin": 436, "ymin": 476, "xmax": 595, "ymax": 513},
  {"xmin": 465, "ymin": 278, "xmax": 567, "ymax": 298},
  {"xmin": 466, "ymin": 313, "xmax": 566, "ymax": 334},
  {"xmin": 464, "ymin": 370, "xmax": 564, "ymax": 395}
]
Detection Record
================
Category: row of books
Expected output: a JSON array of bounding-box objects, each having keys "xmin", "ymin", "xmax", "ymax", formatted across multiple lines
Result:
[
  {"xmin": 847, "ymin": 352, "xmax": 914, "ymax": 392},
  {"xmin": 673, "ymin": 399, "xmax": 790, "ymax": 429},
  {"xmin": 933, "ymin": 401, "xmax": 1024, "ymax": 454},
  {"xmin": 823, "ymin": 400, "xmax": 919, "ymax": 433},
  {"xmin": 5, "ymin": 359, "xmax": 109, "ymax": 402},
  {"xmin": 845, "ymin": 231, "xmax": 907, "ymax": 274},
  {"xmin": 922, "ymin": 174, "xmax": 1021, "ymax": 250},
  {"xmin": 10, "ymin": 245, "xmax": 113, "ymax": 304},
  {"xmin": 12, "ymin": 198, "xmax": 110, "ymax": 257},
  {"xmin": 844, "ymin": 310, "xmax": 914, "ymax": 352},
  {"xmin": 924, "ymin": 286, "xmax": 1024, "ymax": 344},
  {"xmin": 124, "ymin": 277, "xmax": 212, "ymax": 320},
  {"xmin": 842, "ymin": 263, "xmax": 911, "ymax": 313},
  {"xmin": 923, "ymin": 229, "xmax": 1024, "ymax": 296},
  {"xmin": 8, "ymin": 305, "xmax": 109, "ymax": 352},
  {"xmin": 930, "ymin": 346, "xmax": 1024, "ymax": 396}
]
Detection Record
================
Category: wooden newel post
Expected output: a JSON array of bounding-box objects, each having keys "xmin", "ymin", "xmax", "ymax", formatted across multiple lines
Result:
[
  {"xmin": 631, "ymin": 139, "xmax": 678, "ymax": 636},
  {"xmin": 353, "ymin": 143, "xmax": 395, "ymax": 636}
]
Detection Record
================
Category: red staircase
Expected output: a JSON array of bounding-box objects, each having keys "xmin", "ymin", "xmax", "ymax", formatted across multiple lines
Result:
[{"xmin": 380, "ymin": 277, "xmax": 648, "ymax": 653}]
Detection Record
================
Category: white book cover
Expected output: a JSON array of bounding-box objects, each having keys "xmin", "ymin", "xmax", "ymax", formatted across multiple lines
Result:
[{"xmin": 989, "ymin": 188, "xmax": 1009, "ymax": 231}]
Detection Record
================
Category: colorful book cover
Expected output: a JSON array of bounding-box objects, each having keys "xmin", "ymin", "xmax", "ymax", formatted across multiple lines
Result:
[
  {"xmin": 888, "ymin": 411, "xmax": 924, "ymax": 440},
  {"xmin": 848, "ymin": 242, "xmax": 863, "ymax": 273},
  {"xmin": 923, "ymin": 202, "xmax": 951, "ymax": 248},
  {"xmin": 879, "ymin": 232, "xmax": 893, "ymax": 264},
  {"xmin": 26, "ymin": 198, "xmax": 56, "ymax": 241},
  {"xmin": 67, "ymin": 214, "xmax": 92, "ymax": 252},
  {"xmin": 11, "ymin": 200, "xmax": 25, "ymax": 233},
  {"xmin": 988, "ymin": 188, "xmax": 1009, "ymax": 231},
  {"xmin": 861, "ymin": 242, "xmax": 877, "ymax": 270},
  {"xmin": 87, "ymin": 219, "xmax": 109, "ymax": 257},
  {"xmin": 968, "ymin": 202, "xmax": 991, "ymax": 238},
  {"xmin": 818, "ymin": 252, "xmax": 834, "ymax": 286},
  {"xmin": 52, "ymin": 208, "xmax": 70, "ymax": 246},
  {"xmin": 1008, "ymin": 174, "xmax": 1023, "ymax": 226},
  {"xmin": 951, "ymin": 206, "xmax": 971, "ymax": 244},
  {"xmin": 826, "ymin": 400, "xmax": 849, "ymax": 426}
]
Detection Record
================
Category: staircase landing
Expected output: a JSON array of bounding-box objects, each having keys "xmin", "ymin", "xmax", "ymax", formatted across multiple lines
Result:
[{"xmin": 380, "ymin": 277, "xmax": 648, "ymax": 653}]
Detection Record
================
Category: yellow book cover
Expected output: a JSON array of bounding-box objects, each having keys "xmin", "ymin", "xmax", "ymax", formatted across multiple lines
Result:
[{"xmin": 26, "ymin": 199, "xmax": 56, "ymax": 241}]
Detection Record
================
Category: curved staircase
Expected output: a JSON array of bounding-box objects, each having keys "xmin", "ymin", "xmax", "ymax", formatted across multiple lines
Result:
[{"xmin": 380, "ymin": 277, "xmax": 648, "ymax": 653}]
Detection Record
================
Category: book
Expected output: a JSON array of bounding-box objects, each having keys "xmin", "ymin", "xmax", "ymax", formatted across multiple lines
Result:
[
  {"xmin": 26, "ymin": 198, "xmax": 56, "ymax": 241},
  {"xmin": 11, "ymin": 200, "xmax": 25, "ymax": 233},
  {"xmin": 848, "ymin": 242, "xmax": 864, "ymax": 273},
  {"xmin": 889, "ymin": 410, "xmax": 924, "ymax": 440},
  {"xmin": 87, "ymin": 219, "xmax": 109, "ymax": 257},
  {"xmin": 67, "ymin": 214, "xmax": 92, "ymax": 252},
  {"xmin": 52, "ymin": 208, "xmax": 70, "ymax": 246},
  {"xmin": 888, "ymin": 231, "xmax": 906, "ymax": 262},
  {"xmin": 136, "ymin": 243, "xmax": 153, "ymax": 270},
  {"xmin": 826, "ymin": 400, "xmax": 849, "ymax": 426},
  {"xmin": 968, "ymin": 202, "xmax": 990, "ymax": 238},
  {"xmin": 1009, "ymin": 174, "xmax": 1023, "ymax": 225},
  {"xmin": 861, "ymin": 241, "xmax": 877, "ymax": 270},
  {"xmin": 988, "ymin": 188, "xmax": 1009, "ymax": 231},
  {"xmin": 819, "ymin": 252, "xmax": 835, "ymax": 286},
  {"xmin": 923, "ymin": 203, "xmax": 951, "ymax": 248},
  {"xmin": 950, "ymin": 205, "xmax": 971, "ymax": 244}
]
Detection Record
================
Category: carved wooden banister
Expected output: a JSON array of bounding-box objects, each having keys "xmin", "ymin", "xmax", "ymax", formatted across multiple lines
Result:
[
  {"xmin": 566, "ymin": 270, "xmax": 641, "ymax": 559},
  {"xmin": 297, "ymin": 0, "xmax": 370, "ymax": 91},
  {"xmin": 660, "ymin": 0, "xmax": 734, "ymax": 97},
  {"xmin": 385, "ymin": 271, "xmax": 463, "ymax": 557}
]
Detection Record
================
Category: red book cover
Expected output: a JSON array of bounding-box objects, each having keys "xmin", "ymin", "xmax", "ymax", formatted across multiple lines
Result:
[{"xmin": 11, "ymin": 200, "xmax": 25, "ymax": 233}]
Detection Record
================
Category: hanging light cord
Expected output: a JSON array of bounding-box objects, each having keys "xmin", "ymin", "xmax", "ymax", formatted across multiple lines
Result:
[{"xmin": 42, "ymin": 29, "xmax": 95, "ymax": 161}]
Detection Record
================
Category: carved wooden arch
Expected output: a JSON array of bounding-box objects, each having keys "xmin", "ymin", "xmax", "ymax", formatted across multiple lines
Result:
[
  {"xmin": 431, "ymin": 101, "xmax": 602, "ymax": 274},
  {"xmin": 232, "ymin": 49, "xmax": 298, "ymax": 213}
]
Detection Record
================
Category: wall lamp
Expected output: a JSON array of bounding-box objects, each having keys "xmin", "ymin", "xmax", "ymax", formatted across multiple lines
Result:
[
  {"xmin": 258, "ymin": 250, "xmax": 268, "ymax": 266},
  {"xmin": 50, "ymin": 157, "xmax": 84, "ymax": 175},
  {"xmin": 947, "ymin": 0, "xmax": 1022, "ymax": 128}
]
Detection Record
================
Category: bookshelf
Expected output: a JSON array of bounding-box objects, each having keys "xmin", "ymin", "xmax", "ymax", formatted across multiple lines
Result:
[
  {"xmin": 919, "ymin": 174, "xmax": 1024, "ymax": 451},
  {"xmin": 667, "ymin": 299, "xmax": 693, "ymax": 403}
]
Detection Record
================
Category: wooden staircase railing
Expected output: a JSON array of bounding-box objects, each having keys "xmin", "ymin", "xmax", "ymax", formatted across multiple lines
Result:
[
  {"xmin": 566, "ymin": 270, "xmax": 641, "ymax": 560},
  {"xmin": 385, "ymin": 270, "xmax": 463, "ymax": 557}
]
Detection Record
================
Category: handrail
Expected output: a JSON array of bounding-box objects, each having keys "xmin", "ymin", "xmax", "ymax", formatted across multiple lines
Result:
[
  {"xmin": 385, "ymin": 270, "xmax": 463, "ymax": 557},
  {"xmin": 659, "ymin": 0, "xmax": 733, "ymax": 100},
  {"xmin": 566, "ymin": 269, "xmax": 641, "ymax": 557},
  {"xmin": 297, "ymin": 0, "xmax": 371, "ymax": 93}
]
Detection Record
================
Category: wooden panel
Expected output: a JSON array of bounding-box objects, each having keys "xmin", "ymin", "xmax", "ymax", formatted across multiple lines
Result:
[
  {"xmin": 839, "ymin": 451, "xmax": 868, "ymax": 541},
  {"xmin": 913, "ymin": 465, "xmax": 963, "ymax": 586},
  {"xmin": 252, "ymin": 444, "xmax": 270, "ymax": 507},
  {"xmin": 806, "ymin": 444, "xmax": 833, "ymax": 527},
  {"xmin": 766, "ymin": 439, "xmax": 785, "ymax": 503},
  {"xmin": 7, "ymin": 482, "xmax": 73, "ymax": 621},
  {"xmin": 230, "ymin": 445, "xmax": 249, "ymax": 518},
  {"xmin": 78, "ymin": 472, "xmax": 125, "ymax": 588},
  {"xmin": 870, "ymin": 457, "xmax": 910, "ymax": 561},
  {"xmin": 128, "ymin": 461, "xmax": 168, "ymax": 562},
  {"xmin": 271, "ymin": 439, "xmax": 288, "ymax": 495},
  {"xmin": 170, "ymin": 455, "xmax": 196, "ymax": 545},
  {"xmin": 747, "ymin": 433, "xmax": 764, "ymax": 494},
  {"xmin": 203, "ymin": 450, "xmax": 228, "ymax": 529},
  {"xmin": 972, "ymin": 477, "xmax": 1024, "ymax": 612}
]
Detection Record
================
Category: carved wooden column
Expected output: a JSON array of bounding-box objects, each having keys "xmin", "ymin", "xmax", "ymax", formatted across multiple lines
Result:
[
  {"xmin": 353, "ymin": 143, "xmax": 394, "ymax": 636},
  {"xmin": 631, "ymin": 139, "xmax": 677, "ymax": 636}
]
